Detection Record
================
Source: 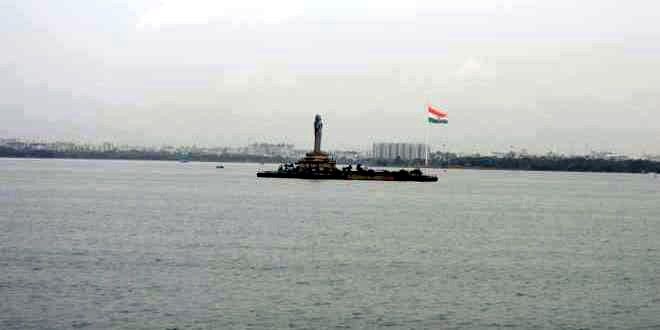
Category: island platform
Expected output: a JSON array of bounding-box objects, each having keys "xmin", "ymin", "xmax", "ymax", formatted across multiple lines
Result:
[{"xmin": 256, "ymin": 114, "xmax": 438, "ymax": 182}]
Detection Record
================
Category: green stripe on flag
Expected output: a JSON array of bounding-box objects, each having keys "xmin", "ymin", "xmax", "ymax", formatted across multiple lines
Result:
[{"xmin": 428, "ymin": 118, "xmax": 448, "ymax": 124}]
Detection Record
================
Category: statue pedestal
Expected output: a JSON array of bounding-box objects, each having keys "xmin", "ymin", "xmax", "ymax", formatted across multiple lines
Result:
[{"xmin": 297, "ymin": 151, "xmax": 336, "ymax": 172}]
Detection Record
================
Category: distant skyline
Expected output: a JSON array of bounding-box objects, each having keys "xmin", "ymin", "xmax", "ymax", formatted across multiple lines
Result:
[{"xmin": 2, "ymin": 1, "xmax": 660, "ymax": 155}]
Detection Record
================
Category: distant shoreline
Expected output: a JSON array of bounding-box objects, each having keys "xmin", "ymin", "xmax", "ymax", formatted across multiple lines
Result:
[{"xmin": 2, "ymin": 148, "xmax": 659, "ymax": 174}]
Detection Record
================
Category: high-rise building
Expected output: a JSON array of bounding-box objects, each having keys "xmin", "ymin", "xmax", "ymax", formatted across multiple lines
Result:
[{"xmin": 372, "ymin": 142, "xmax": 428, "ymax": 160}]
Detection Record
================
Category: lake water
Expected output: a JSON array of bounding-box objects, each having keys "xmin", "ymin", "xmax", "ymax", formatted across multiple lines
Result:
[{"xmin": 1, "ymin": 158, "xmax": 659, "ymax": 329}]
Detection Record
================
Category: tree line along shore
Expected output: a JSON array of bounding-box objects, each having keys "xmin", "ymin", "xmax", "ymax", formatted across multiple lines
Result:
[{"xmin": 2, "ymin": 146, "xmax": 660, "ymax": 174}]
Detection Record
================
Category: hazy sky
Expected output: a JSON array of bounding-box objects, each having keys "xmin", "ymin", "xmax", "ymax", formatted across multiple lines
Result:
[{"xmin": 2, "ymin": 0, "xmax": 660, "ymax": 155}]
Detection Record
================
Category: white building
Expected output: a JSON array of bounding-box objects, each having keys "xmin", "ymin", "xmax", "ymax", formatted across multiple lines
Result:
[
  {"xmin": 372, "ymin": 142, "xmax": 428, "ymax": 160},
  {"xmin": 245, "ymin": 143, "xmax": 296, "ymax": 157}
]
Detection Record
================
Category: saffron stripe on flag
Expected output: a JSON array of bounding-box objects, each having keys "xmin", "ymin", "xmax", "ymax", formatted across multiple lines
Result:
[{"xmin": 427, "ymin": 105, "xmax": 448, "ymax": 117}]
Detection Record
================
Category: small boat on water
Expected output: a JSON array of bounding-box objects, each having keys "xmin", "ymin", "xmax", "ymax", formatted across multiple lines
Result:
[
  {"xmin": 176, "ymin": 152, "xmax": 191, "ymax": 163},
  {"xmin": 216, "ymin": 165, "xmax": 224, "ymax": 169}
]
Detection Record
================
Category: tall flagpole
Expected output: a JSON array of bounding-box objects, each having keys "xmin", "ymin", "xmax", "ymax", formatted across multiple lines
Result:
[
  {"xmin": 445, "ymin": 118, "xmax": 449, "ymax": 171},
  {"xmin": 425, "ymin": 124, "xmax": 430, "ymax": 167},
  {"xmin": 424, "ymin": 104, "xmax": 429, "ymax": 167}
]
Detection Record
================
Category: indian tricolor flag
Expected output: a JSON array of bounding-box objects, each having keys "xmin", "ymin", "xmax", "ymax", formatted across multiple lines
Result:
[{"xmin": 427, "ymin": 104, "xmax": 448, "ymax": 124}]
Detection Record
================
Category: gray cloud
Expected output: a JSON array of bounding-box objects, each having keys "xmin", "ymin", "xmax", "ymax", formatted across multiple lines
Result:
[{"xmin": 1, "ymin": 0, "xmax": 660, "ymax": 155}]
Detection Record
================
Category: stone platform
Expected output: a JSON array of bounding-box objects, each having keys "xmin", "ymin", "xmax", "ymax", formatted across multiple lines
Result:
[{"xmin": 296, "ymin": 152, "xmax": 337, "ymax": 172}]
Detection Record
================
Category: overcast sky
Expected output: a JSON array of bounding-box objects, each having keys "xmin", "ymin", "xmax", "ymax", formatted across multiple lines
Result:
[{"xmin": 2, "ymin": 0, "xmax": 659, "ymax": 155}]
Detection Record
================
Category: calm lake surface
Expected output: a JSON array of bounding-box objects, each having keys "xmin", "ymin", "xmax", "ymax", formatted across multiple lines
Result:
[{"xmin": 1, "ymin": 158, "xmax": 659, "ymax": 329}]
